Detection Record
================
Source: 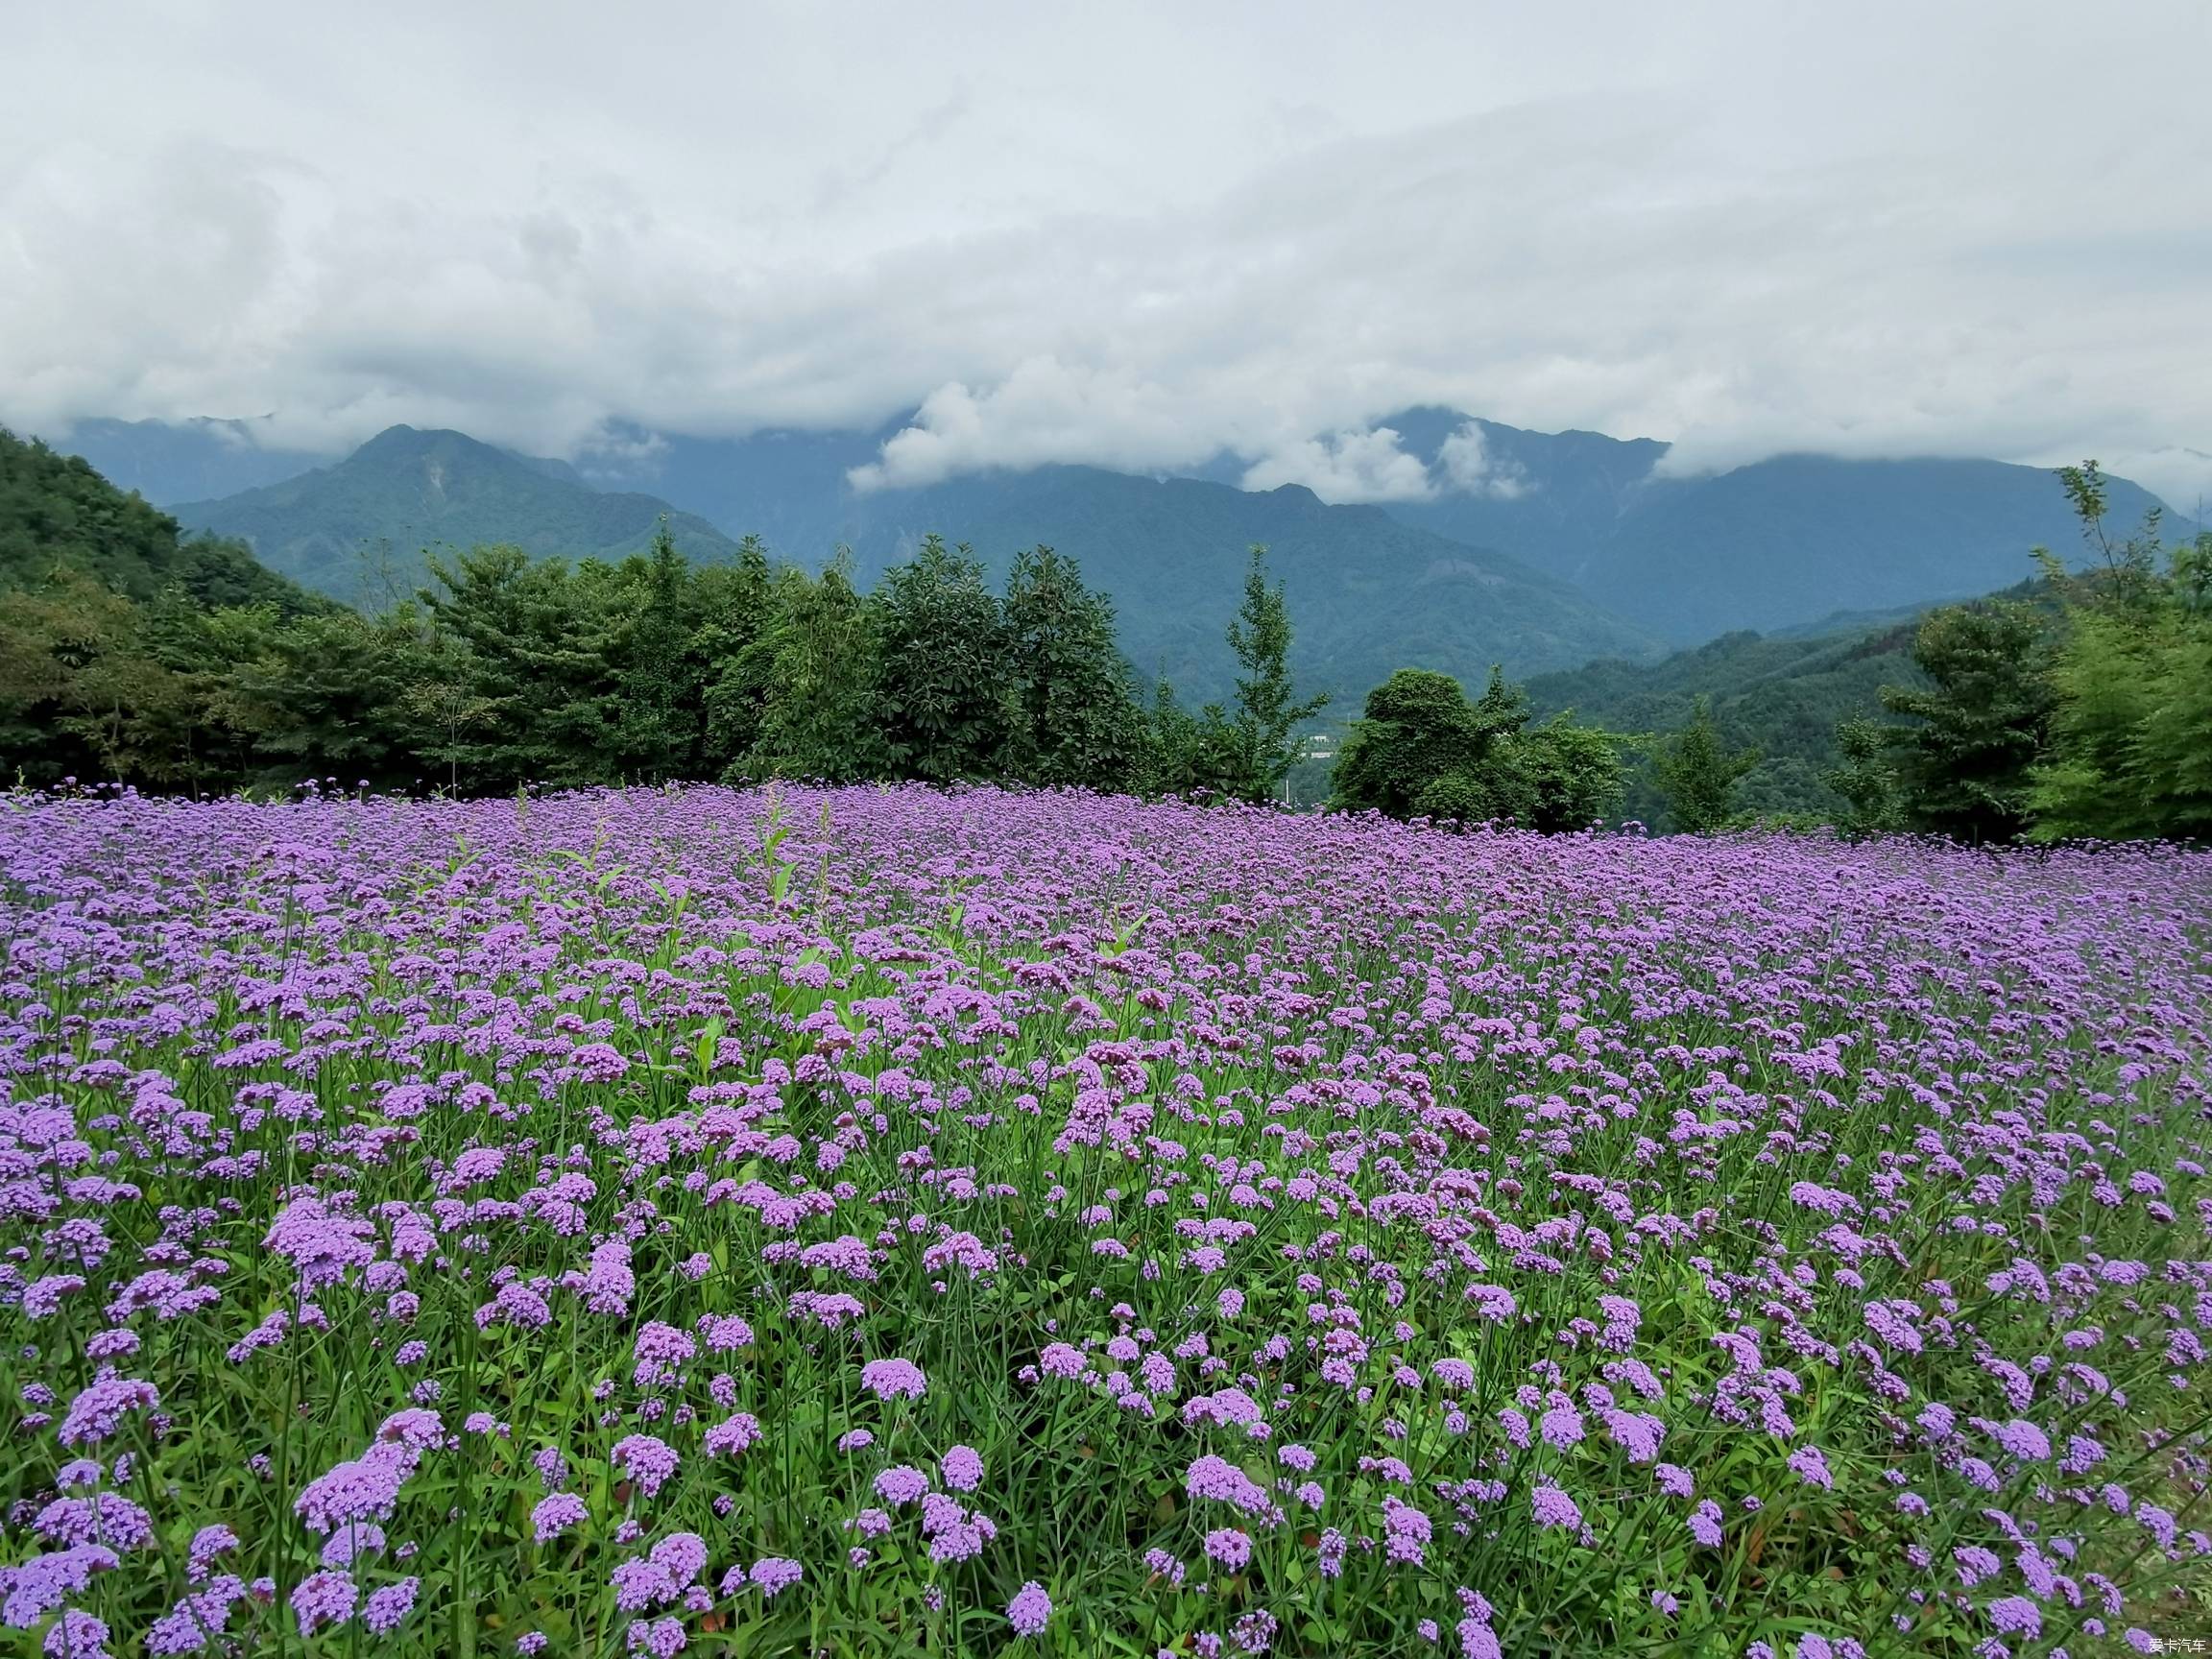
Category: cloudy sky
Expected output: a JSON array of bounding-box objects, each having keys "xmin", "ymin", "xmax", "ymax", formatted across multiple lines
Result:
[{"xmin": 4, "ymin": 0, "xmax": 2209, "ymax": 505}]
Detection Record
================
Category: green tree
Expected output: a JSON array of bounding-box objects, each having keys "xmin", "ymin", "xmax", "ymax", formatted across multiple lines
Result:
[
  {"xmin": 613, "ymin": 519, "xmax": 699, "ymax": 782},
  {"xmin": 743, "ymin": 555, "xmax": 886, "ymax": 782},
  {"xmin": 1823, "ymin": 716, "xmax": 1905, "ymax": 838},
  {"xmin": 1880, "ymin": 599, "xmax": 2055, "ymax": 842},
  {"xmin": 0, "ymin": 570, "xmax": 269, "ymax": 789},
  {"xmin": 1336, "ymin": 663, "xmax": 1623, "ymax": 830},
  {"xmin": 1332, "ymin": 668, "xmax": 1485, "ymax": 817},
  {"xmin": 2029, "ymin": 465, "xmax": 2212, "ymax": 840},
  {"xmin": 1509, "ymin": 719, "xmax": 1627, "ymax": 832},
  {"xmin": 1135, "ymin": 674, "xmax": 1236, "ymax": 797},
  {"xmin": 698, "ymin": 535, "xmax": 781, "ymax": 775},
  {"xmin": 219, "ymin": 607, "xmax": 421, "ymax": 788},
  {"xmin": 419, "ymin": 544, "xmax": 630, "ymax": 789},
  {"xmin": 872, "ymin": 536, "xmax": 1011, "ymax": 782},
  {"xmin": 1649, "ymin": 697, "xmax": 1760, "ymax": 832},
  {"xmin": 1000, "ymin": 545, "xmax": 1142, "ymax": 789},
  {"xmin": 1222, "ymin": 545, "xmax": 1326, "ymax": 801}
]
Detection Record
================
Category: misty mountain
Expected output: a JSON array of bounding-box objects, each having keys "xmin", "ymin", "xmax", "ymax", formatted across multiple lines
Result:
[
  {"xmin": 169, "ymin": 426, "xmax": 739, "ymax": 601},
  {"xmin": 49, "ymin": 417, "xmax": 333, "ymax": 507},
  {"xmin": 53, "ymin": 408, "xmax": 2196, "ymax": 656},
  {"xmin": 565, "ymin": 409, "xmax": 2199, "ymax": 644},
  {"xmin": 1370, "ymin": 409, "xmax": 2187, "ymax": 641},
  {"xmin": 818, "ymin": 463, "xmax": 1663, "ymax": 700},
  {"xmin": 159, "ymin": 425, "xmax": 1659, "ymax": 701}
]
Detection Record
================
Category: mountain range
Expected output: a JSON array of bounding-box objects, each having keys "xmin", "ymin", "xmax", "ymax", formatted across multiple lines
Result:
[
  {"xmin": 40, "ymin": 407, "xmax": 2195, "ymax": 697},
  {"xmin": 155, "ymin": 424, "xmax": 1657, "ymax": 701}
]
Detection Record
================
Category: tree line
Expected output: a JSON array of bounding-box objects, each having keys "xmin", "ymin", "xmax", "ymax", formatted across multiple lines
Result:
[
  {"xmin": 3, "ymin": 428, "xmax": 2203, "ymax": 842},
  {"xmin": 1819, "ymin": 464, "xmax": 2211, "ymax": 843},
  {"xmin": 1, "ymin": 521, "xmax": 1324, "ymax": 805}
]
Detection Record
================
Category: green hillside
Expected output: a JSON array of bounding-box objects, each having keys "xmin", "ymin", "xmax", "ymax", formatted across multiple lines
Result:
[
  {"xmin": 1526, "ymin": 619, "xmax": 1928, "ymax": 822},
  {"xmin": 171, "ymin": 426, "xmax": 740, "ymax": 601},
  {"xmin": 1, "ymin": 427, "xmax": 319, "ymax": 613}
]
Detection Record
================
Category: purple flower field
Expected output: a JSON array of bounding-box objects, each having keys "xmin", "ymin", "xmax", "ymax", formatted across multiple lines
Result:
[{"xmin": 2, "ymin": 784, "xmax": 2209, "ymax": 1657}]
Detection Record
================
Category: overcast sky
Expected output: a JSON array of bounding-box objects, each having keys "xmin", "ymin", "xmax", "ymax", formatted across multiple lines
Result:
[{"xmin": 4, "ymin": 0, "xmax": 2209, "ymax": 506}]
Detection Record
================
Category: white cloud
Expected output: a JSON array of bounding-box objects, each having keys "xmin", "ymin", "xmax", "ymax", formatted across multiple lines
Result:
[
  {"xmin": 848, "ymin": 359, "xmax": 1217, "ymax": 490},
  {"xmin": 1435, "ymin": 422, "xmax": 1530, "ymax": 498},
  {"xmin": 2085, "ymin": 447, "xmax": 2212, "ymax": 523},
  {"xmin": 0, "ymin": 0, "xmax": 2206, "ymax": 492},
  {"xmin": 1239, "ymin": 428, "xmax": 1436, "ymax": 503}
]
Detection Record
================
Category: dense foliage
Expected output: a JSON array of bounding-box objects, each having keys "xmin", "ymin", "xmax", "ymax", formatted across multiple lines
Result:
[
  {"xmin": 1647, "ymin": 700, "xmax": 1760, "ymax": 835},
  {"xmin": 1, "ymin": 436, "xmax": 1352, "ymax": 807},
  {"xmin": 0, "ymin": 785, "xmax": 2206, "ymax": 1657},
  {"xmin": 1835, "ymin": 468, "xmax": 2212, "ymax": 844},
  {"xmin": 1331, "ymin": 666, "xmax": 1625, "ymax": 832},
  {"xmin": 1526, "ymin": 625, "xmax": 1925, "ymax": 826}
]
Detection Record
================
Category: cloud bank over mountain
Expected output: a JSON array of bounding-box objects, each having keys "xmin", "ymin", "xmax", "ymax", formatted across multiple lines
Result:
[{"xmin": 4, "ymin": 1, "xmax": 2208, "ymax": 509}]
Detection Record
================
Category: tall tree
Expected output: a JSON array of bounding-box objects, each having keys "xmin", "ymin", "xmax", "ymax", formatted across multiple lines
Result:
[
  {"xmin": 1650, "ymin": 697, "xmax": 1760, "ymax": 832},
  {"xmin": 1331, "ymin": 668, "xmax": 1487, "ymax": 818},
  {"xmin": 1823, "ymin": 716, "xmax": 1905, "ymax": 838},
  {"xmin": 2030, "ymin": 465, "xmax": 2212, "ymax": 840},
  {"xmin": 698, "ymin": 534, "xmax": 780, "ymax": 776},
  {"xmin": 220, "ymin": 607, "xmax": 421, "ymax": 788},
  {"xmin": 871, "ymin": 535, "xmax": 1011, "ymax": 782},
  {"xmin": 1001, "ymin": 545, "xmax": 1142, "ymax": 789},
  {"xmin": 1222, "ymin": 545, "xmax": 1326, "ymax": 801},
  {"xmin": 1880, "ymin": 599, "xmax": 2054, "ymax": 843},
  {"xmin": 613, "ymin": 519, "xmax": 699, "ymax": 782},
  {"xmin": 419, "ymin": 544, "xmax": 630, "ymax": 789},
  {"xmin": 744, "ymin": 555, "xmax": 886, "ymax": 782}
]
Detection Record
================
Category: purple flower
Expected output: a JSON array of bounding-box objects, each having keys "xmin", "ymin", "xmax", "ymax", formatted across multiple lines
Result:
[
  {"xmin": 875, "ymin": 1466, "xmax": 930, "ymax": 1506},
  {"xmin": 294, "ymin": 1446, "xmax": 414, "ymax": 1534},
  {"xmin": 859, "ymin": 1358, "xmax": 927, "ymax": 1401},
  {"xmin": 1007, "ymin": 1580, "xmax": 1053, "ymax": 1637},
  {"xmin": 1786, "ymin": 1447, "xmax": 1833, "ymax": 1491},
  {"xmin": 1531, "ymin": 1484, "xmax": 1581, "ymax": 1531},
  {"xmin": 611, "ymin": 1434, "xmax": 680, "ymax": 1498},
  {"xmin": 1204, "ymin": 1528, "xmax": 1252, "ymax": 1572},
  {"xmin": 291, "ymin": 1570, "xmax": 358, "ymax": 1635},
  {"xmin": 41, "ymin": 1610, "xmax": 109, "ymax": 1658},
  {"xmin": 364, "ymin": 1577, "xmax": 420, "ymax": 1635},
  {"xmin": 1038, "ymin": 1343, "xmax": 1088, "ymax": 1381},
  {"xmin": 533, "ymin": 1493, "xmax": 589, "ymax": 1542},
  {"xmin": 57, "ymin": 1379, "xmax": 158, "ymax": 1449},
  {"xmin": 1688, "ymin": 1501, "xmax": 1724, "ymax": 1547},
  {"xmin": 750, "ymin": 1557, "xmax": 804, "ymax": 1598},
  {"xmin": 941, "ymin": 1445, "xmax": 984, "ymax": 1492},
  {"xmin": 703, "ymin": 1413, "xmax": 761, "ymax": 1456}
]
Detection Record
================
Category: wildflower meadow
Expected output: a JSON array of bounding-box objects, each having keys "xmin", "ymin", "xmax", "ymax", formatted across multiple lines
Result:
[{"xmin": 2, "ymin": 782, "xmax": 2208, "ymax": 1658}]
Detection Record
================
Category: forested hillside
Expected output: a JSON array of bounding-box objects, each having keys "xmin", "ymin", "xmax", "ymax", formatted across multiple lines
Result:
[
  {"xmin": 1526, "ymin": 620, "xmax": 1925, "ymax": 821},
  {"xmin": 171, "ymin": 426, "xmax": 739, "ymax": 601}
]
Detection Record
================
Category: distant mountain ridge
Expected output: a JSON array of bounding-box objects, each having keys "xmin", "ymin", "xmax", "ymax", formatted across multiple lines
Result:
[
  {"xmin": 815, "ymin": 462, "xmax": 1663, "ymax": 699},
  {"xmin": 169, "ymin": 426, "xmax": 739, "ymax": 601},
  {"xmin": 48, "ymin": 406, "xmax": 2197, "ymax": 657},
  {"xmin": 51, "ymin": 416, "xmax": 330, "ymax": 505},
  {"xmin": 158, "ymin": 425, "xmax": 1665, "ymax": 702},
  {"xmin": 1365, "ymin": 408, "xmax": 2189, "ymax": 640}
]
